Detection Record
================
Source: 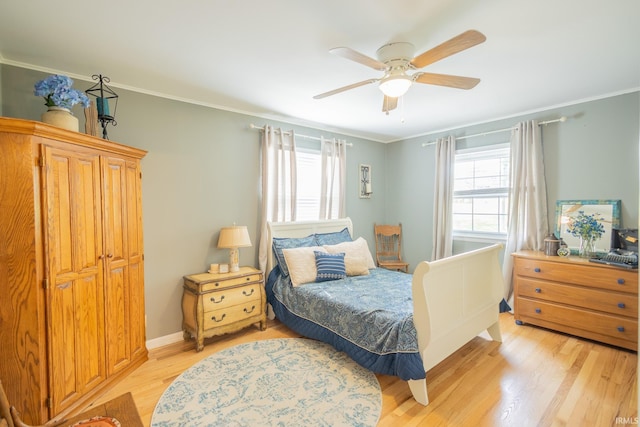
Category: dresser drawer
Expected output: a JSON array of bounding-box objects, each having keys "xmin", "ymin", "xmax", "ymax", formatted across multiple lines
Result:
[
  {"xmin": 203, "ymin": 301, "xmax": 263, "ymax": 330},
  {"xmin": 514, "ymin": 258, "xmax": 637, "ymax": 294},
  {"xmin": 202, "ymin": 284, "xmax": 262, "ymax": 312},
  {"xmin": 185, "ymin": 272, "xmax": 263, "ymax": 293},
  {"xmin": 516, "ymin": 297, "xmax": 638, "ymax": 343},
  {"xmin": 516, "ymin": 277, "xmax": 638, "ymax": 317}
]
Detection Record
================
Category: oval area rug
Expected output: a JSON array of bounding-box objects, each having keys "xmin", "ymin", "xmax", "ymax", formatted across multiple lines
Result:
[{"xmin": 151, "ymin": 338, "xmax": 381, "ymax": 427}]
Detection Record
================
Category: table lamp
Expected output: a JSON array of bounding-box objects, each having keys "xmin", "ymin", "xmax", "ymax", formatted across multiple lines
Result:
[{"xmin": 217, "ymin": 225, "xmax": 252, "ymax": 273}]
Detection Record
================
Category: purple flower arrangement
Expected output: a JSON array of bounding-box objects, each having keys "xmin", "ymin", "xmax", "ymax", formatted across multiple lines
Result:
[{"xmin": 34, "ymin": 74, "xmax": 90, "ymax": 109}]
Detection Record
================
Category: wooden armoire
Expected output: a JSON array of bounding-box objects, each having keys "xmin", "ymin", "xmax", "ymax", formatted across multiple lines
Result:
[{"xmin": 0, "ymin": 117, "xmax": 148, "ymax": 424}]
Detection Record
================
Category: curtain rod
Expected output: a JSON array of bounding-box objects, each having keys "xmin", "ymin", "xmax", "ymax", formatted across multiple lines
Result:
[
  {"xmin": 249, "ymin": 123, "xmax": 353, "ymax": 147},
  {"xmin": 421, "ymin": 117, "xmax": 567, "ymax": 147}
]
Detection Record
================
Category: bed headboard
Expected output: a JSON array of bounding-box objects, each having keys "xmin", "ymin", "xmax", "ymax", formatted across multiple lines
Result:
[{"xmin": 266, "ymin": 218, "xmax": 354, "ymax": 276}]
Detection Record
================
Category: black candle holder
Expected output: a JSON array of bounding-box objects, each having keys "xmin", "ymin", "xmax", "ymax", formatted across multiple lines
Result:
[{"xmin": 85, "ymin": 74, "xmax": 118, "ymax": 139}]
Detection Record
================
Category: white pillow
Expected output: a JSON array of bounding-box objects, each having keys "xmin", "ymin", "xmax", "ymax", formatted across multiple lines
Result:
[
  {"xmin": 323, "ymin": 237, "xmax": 376, "ymax": 272},
  {"xmin": 282, "ymin": 246, "xmax": 327, "ymax": 287}
]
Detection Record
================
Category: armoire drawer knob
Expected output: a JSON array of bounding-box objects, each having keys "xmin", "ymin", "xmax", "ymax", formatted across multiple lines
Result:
[
  {"xmin": 535, "ymin": 288, "xmax": 541, "ymax": 293},
  {"xmin": 534, "ymin": 267, "xmax": 541, "ymax": 273},
  {"xmin": 618, "ymin": 302, "xmax": 626, "ymax": 309},
  {"xmin": 617, "ymin": 326, "xmax": 625, "ymax": 332},
  {"xmin": 535, "ymin": 308, "xmax": 541, "ymax": 314},
  {"xmin": 617, "ymin": 278, "xmax": 625, "ymax": 285}
]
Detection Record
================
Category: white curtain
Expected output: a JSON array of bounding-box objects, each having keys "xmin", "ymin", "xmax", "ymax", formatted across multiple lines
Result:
[
  {"xmin": 258, "ymin": 126, "xmax": 297, "ymax": 271},
  {"xmin": 431, "ymin": 135, "xmax": 456, "ymax": 260},
  {"xmin": 502, "ymin": 120, "xmax": 549, "ymax": 309},
  {"xmin": 319, "ymin": 137, "xmax": 346, "ymax": 219}
]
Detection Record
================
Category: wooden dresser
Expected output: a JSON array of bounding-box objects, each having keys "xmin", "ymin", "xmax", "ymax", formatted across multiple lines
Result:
[
  {"xmin": 0, "ymin": 118, "xmax": 148, "ymax": 424},
  {"xmin": 513, "ymin": 251, "xmax": 638, "ymax": 351},
  {"xmin": 182, "ymin": 266, "xmax": 266, "ymax": 351}
]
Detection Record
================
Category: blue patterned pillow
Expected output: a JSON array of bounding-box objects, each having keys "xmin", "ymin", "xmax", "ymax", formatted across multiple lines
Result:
[
  {"xmin": 314, "ymin": 251, "xmax": 346, "ymax": 282},
  {"xmin": 314, "ymin": 227, "xmax": 352, "ymax": 245},
  {"xmin": 272, "ymin": 235, "xmax": 317, "ymax": 277}
]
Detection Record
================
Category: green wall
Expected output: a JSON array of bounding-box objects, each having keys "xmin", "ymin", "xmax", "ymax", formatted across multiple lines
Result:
[
  {"xmin": 386, "ymin": 91, "xmax": 640, "ymax": 269},
  {"xmin": 0, "ymin": 64, "xmax": 388, "ymax": 340},
  {"xmin": 2, "ymin": 64, "xmax": 638, "ymax": 342}
]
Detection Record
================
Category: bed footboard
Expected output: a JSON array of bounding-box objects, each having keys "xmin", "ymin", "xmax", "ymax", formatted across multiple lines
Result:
[{"xmin": 410, "ymin": 244, "xmax": 504, "ymax": 405}]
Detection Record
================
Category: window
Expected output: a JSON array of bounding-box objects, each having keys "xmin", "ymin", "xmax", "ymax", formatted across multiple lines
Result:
[
  {"xmin": 283, "ymin": 147, "xmax": 340, "ymax": 221},
  {"xmin": 452, "ymin": 144, "xmax": 510, "ymax": 240}
]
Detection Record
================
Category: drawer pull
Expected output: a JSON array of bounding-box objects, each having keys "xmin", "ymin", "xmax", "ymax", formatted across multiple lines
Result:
[
  {"xmin": 618, "ymin": 302, "xmax": 626, "ymax": 309},
  {"xmin": 244, "ymin": 305, "xmax": 256, "ymax": 314},
  {"xmin": 210, "ymin": 295, "xmax": 225, "ymax": 304},
  {"xmin": 246, "ymin": 277, "xmax": 251, "ymax": 281},
  {"xmin": 214, "ymin": 282, "xmax": 220, "ymax": 287},
  {"xmin": 534, "ymin": 267, "xmax": 541, "ymax": 273},
  {"xmin": 535, "ymin": 288, "xmax": 541, "ymax": 293},
  {"xmin": 535, "ymin": 308, "xmax": 541, "ymax": 314},
  {"xmin": 243, "ymin": 288, "xmax": 255, "ymax": 297},
  {"xmin": 617, "ymin": 326, "xmax": 625, "ymax": 332},
  {"xmin": 617, "ymin": 278, "xmax": 625, "ymax": 285},
  {"xmin": 211, "ymin": 314, "xmax": 226, "ymax": 323}
]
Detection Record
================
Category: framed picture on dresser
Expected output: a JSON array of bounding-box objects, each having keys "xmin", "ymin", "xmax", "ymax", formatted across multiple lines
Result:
[{"xmin": 555, "ymin": 199, "xmax": 621, "ymax": 254}]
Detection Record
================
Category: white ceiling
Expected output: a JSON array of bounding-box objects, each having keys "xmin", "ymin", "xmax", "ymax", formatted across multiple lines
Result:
[{"xmin": 0, "ymin": 0, "xmax": 638, "ymax": 142}]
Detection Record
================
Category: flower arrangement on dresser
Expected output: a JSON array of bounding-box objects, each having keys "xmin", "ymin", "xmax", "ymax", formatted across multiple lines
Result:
[
  {"xmin": 566, "ymin": 210, "xmax": 605, "ymax": 257},
  {"xmin": 34, "ymin": 74, "xmax": 90, "ymax": 132}
]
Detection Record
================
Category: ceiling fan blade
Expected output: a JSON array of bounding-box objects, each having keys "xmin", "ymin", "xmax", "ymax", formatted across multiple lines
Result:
[
  {"xmin": 382, "ymin": 95, "xmax": 398, "ymax": 113},
  {"xmin": 313, "ymin": 79, "xmax": 378, "ymax": 99},
  {"xmin": 330, "ymin": 47, "xmax": 387, "ymax": 71},
  {"xmin": 414, "ymin": 72, "xmax": 480, "ymax": 89},
  {"xmin": 410, "ymin": 30, "xmax": 486, "ymax": 69}
]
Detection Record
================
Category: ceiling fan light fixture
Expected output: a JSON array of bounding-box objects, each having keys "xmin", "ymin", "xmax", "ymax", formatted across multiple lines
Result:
[{"xmin": 379, "ymin": 75, "xmax": 412, "ymax": 98}]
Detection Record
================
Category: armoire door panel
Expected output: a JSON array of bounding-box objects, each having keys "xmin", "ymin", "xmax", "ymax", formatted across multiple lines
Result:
[
  {"xmin": 44, "ymin": 146, "xmax": 106, "ymax": 415},
  {"xmin": 49, "ymin": 275, "xmax": 105, "ymax": 414},
  {"xmin": 48, "ymin": 153, "xmax": 73, "ymax": 275},
  {"xmin": 103, "ymin": 158, "xmax": 127, "ymax": 262},
  {"xmin": 75, "ymin": 157, "xmax": 102, "ymax": 270},
  {"xmin": 128, "ymin": 261, "xmax": 146, "ymax": 358},
  {"xmin": 125, "ymin": 162, "xmax": 143, "ymax": 258},
  {"xmin": 105, "ymin": 265, "xmax": 131, "ymax": 374}
]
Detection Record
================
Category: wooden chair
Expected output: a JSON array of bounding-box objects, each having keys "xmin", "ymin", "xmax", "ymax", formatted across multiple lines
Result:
[
  {"xmin": 0, "ymin": 380, "xmax": 15, "ymax": 427},
  {"xmin": 374, "ymin": 223, "xmax": 409, "ymax": 272},
  {"xmin": 1, "ymin": 380, "xmax": 63, "ymax": 427}
]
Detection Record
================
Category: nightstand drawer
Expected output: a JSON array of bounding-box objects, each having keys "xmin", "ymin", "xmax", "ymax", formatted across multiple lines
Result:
[
  {"xmin": 204, "ymin": 302, "xmax": 263, "ymax": 330},
  {"xmin": 185, "ymin": 272, "xmax": 263, "ymax": 293},
  {"xmin": 514, "ymin": 258, "xmax": 638, "ymax": 293},
  {"xmin": 517, "ymin": 277, "xmax": 638, "ymax": 317},
  {"xmin": 516, "ymin": 297, "xmax": 638, "ymax": 343},
  {"xmin": 202, "ymin": 284, "xmax": 262, "ymax": 312}
]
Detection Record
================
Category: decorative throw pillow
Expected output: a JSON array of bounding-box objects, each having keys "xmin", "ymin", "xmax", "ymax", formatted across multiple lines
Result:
[
  {"xmin": 314, "ymin": 227, "xmax": 352, "ymax": 245},
  {"xmin": 283, "ymin": 246, "xmax": 326, "ymax": 287},
  {"xmin": 323, "ymin": 237, "xmax": 376, "ymax": 270},
  {"xmin": 315, "ymin": 251, "xmax": 347, "ymax": 282},
  {"xmin": 272, "ymin": 235, "xmax": 316, "ymax": 277}
]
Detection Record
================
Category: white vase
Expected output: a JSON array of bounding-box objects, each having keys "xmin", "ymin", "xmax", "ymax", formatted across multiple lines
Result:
[{"xmin": 41, "ymin": 106, "xmax": 79, "ymax": 132}]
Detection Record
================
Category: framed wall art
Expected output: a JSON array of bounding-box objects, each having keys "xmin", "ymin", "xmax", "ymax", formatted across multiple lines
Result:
[
  {"xmin": 359, "ymin": 164, "xmax": 372, "ymax": 198},
  {"xmin": 555, "ymin": 199, "xmax": 621, "ymax": 254}
]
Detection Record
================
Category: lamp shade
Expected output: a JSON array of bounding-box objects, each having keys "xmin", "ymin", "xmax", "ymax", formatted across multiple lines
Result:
[
  {"xmin": 379, "ymin": 75, "xmax": 412, "ymax": 98},
  {"xmin": 217, "ymin": 225, "xmax": 252, "ymax": 248}
]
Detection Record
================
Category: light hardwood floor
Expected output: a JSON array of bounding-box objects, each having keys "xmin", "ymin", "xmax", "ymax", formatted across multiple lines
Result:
[{"xmin": 86, "ymin": 313, "xmax": 637, "ymax": 426}]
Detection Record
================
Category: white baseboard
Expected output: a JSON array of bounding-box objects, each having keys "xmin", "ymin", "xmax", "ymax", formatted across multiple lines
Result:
[{"xmin": 146, "ymin": 331, "xmax": 186, "ymax": 350}]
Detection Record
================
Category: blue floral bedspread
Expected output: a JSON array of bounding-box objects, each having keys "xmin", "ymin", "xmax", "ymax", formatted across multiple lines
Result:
[{"xmin": 266, "ymin": 267, "xmax": 425, "ymax": 380}]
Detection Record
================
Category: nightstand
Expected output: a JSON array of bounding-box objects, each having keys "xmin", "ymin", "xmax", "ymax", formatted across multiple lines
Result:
[{"xmin": 182, "ymin": 266, "xmax": 267, "ymax": 351}]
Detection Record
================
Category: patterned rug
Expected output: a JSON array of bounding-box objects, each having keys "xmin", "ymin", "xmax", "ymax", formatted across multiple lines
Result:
[{"xmin": 150, "ymin": 338, "xmax": 382, "ymax": 427}]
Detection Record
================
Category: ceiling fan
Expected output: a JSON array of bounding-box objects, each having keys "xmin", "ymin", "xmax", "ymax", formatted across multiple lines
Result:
[{"xmin": 313, "ymin": 30, "xmax": 486, "ymax": 114}]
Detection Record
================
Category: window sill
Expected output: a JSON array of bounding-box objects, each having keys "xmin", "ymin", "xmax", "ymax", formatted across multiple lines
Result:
[{"xmin": 453, "ymin": 232, "xmax": 507, "ymax": 244}]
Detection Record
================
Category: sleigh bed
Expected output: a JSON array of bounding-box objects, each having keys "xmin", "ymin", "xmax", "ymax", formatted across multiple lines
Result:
[{"xmin": 265, "ymin": 218, "xmax": 504, "ymax": 405}]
